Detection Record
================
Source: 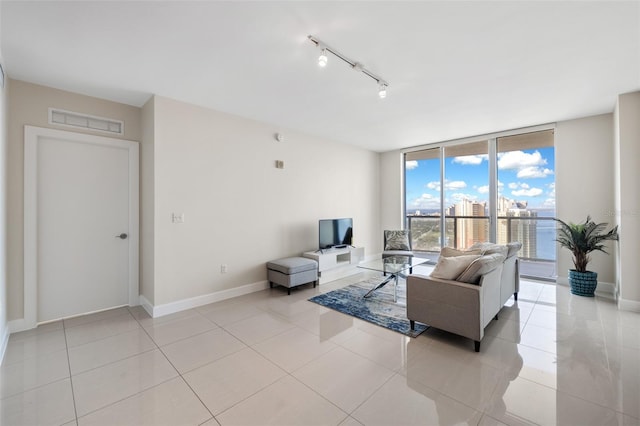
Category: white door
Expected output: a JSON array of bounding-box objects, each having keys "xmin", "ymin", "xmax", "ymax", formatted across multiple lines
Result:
[{"xmin": 24, "ymin": 126, "xmax": 139, "ymax": 325}]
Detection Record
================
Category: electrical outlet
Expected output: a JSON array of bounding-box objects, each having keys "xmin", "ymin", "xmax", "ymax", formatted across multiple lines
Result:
[
  {"xmin": 171, "ymin": 213, "xmax": 185, "ymax": 223},
  {"xmin": 220, "ymin": 264, "xmax": 228, "ymax": 274},
  {"xmin": 275, "ymin": 160, "xmax": 284, "ymax": 169}
]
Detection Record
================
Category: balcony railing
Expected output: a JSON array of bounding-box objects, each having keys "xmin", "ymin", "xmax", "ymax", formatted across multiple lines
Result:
[{"xmin": 406, "ymin": 215, "xmax": 557, "ymax": 262}]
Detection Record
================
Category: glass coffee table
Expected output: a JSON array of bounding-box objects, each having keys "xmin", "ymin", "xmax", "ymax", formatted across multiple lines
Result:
[{"xmin": 357, "ymin": 255, "xmax": 432, "ymax": 302}]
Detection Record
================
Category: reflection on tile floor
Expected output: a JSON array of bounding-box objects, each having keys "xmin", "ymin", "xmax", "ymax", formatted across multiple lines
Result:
[{"xmin": 2, "ymin": 268, "xmax": 640, "ymax": 425}]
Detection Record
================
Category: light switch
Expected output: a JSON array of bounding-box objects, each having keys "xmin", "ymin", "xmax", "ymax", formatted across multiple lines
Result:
[{"xmin": 172, "ymin": 213, "xmax": 185, "ymax": 223}]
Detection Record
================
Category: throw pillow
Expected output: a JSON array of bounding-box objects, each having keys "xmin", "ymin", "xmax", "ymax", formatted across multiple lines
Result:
[
  {"xmin": 440, "ymin": 247, "xmax": 483, "ymax": 257},
  {"xmin": 430, "ymin": 254, "xmax": 481, "ymax": 280},
  {"xmin": 384, "ymin": 230, "xmax": 411, "ymax": 251},
  {"xmin": 456, "ymin": 253, "xmax": 505, "ymax": 284},
  {"xmin": 506, "ymin": 242, "xmax": 522, "ymax": 258}
]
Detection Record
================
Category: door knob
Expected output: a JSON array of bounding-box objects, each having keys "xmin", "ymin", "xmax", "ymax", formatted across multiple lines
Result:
[{"xmin": 115, "ymin": 233, "xmax": 128, "ymax": 239}]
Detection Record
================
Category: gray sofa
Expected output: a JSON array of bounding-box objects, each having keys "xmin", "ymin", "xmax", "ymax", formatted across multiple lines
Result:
[{"xmin": 407, "ymin": 242, "xmax": 522, "ymax": 352}]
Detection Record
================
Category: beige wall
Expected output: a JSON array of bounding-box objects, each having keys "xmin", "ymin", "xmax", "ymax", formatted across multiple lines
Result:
[
  {"xmin": 555, "ymin": 114, "xmax": 616, "ymax": 286},
  {"xmin": 615, "ymin": 92, "xmax": 640, "ymax": 307},
  {"xmin": 6, "ymin": 79, "xmax": 142, "ymax": 320},
  {"xmin": 149, "ymin": 96, "xmax": 381, "ymax": 306},
  {"xmin": 380, "ymin": 150, "xmax": 404, "ymax": 231}
]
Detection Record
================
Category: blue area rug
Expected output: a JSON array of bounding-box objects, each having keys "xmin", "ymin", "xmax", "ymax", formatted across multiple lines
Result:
[{"xmin": 308, "ymin": 277, "xmax": 429, "ymax": 338}]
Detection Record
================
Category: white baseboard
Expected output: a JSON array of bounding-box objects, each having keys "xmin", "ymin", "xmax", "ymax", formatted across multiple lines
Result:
[
  {"xmin": 0, "ymin": 324, "xmax": 9, "ymax": 365},
  {"xmin": 8, "ymin": 318, "xmax": 28, "ymax": 334},
  {"xmin": 140, "ymin": 280, "xmax": 270, "ymax": 318},
  {"xmin": 555, "ymin": 277, "xmax": 615, "ymax": 299},
  {"xmin": 595, "ymin": 282, "xmax": 616, "ymax": 300},
  {"xmin": 139, "ymin": 295, "xmax": 154, "ymax": 318},
  {"xmin": 618, "ymin": 298, "xmax": 640, "ymax": 312}
]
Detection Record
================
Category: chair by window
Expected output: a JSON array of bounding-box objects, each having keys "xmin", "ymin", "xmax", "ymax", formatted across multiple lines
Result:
[{"xmin": 383, "ymin": 230, "xmax": 414, "ymax": 273}]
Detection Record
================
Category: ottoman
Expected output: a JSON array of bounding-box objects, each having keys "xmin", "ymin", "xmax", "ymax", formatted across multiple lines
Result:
[{"xmin": 267, "ymin": 257, "xmax": 318, "ymax": 295}]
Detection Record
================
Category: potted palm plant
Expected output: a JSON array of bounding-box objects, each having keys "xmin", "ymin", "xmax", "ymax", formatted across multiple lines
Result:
[{"xmin": 555, "ymin": 216, "xmax": 619, "ymax": 297}]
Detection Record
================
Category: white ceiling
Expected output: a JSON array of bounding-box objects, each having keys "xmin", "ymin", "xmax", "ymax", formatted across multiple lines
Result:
[{"xmin": 2, "ymin": 1, "xmax": 639, "ymax": 152}]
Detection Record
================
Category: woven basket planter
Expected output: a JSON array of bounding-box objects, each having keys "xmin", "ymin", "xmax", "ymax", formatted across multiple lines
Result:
[{"xmin": 568, "ymin": 270, "xmax": 598, "ymax": 297}]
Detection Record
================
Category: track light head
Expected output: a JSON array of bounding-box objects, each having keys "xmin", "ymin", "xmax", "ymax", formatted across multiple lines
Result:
[
  {"xmin": 318, "ymin": 49, "xmax": 328, "ymax": 67},
  {"xmin": 378, "ymin": 82, "xmax": 388, "ymax": 99}
]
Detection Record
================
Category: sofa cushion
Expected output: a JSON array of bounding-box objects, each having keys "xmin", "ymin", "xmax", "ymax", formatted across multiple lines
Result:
[
  {"xmin": 384, "ymin": 230, "xmax": 411, "ymax": 251},
  {"xmin": 506, "ymin": 242, "xmax": 522, "ymax": 258},
  {"xmin": 456, "ymin": 253, "xmax": 506, "ymax": 284},
  {"xmin": 430, "ymin": 254, "xmax": 481, "ymax": 280},
  {"xmin": 440, "ymin": 247, "xmax": 483, "ymax": 257}
]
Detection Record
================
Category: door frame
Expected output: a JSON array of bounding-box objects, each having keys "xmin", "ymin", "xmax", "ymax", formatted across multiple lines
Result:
[{"xmin": 24, "ymin": 125, "xmax": 139, "ymax": 329}]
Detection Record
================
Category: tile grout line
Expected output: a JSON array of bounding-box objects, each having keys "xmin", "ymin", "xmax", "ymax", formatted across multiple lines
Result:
[
  {"xmin": 345, "ymin": 370, "xmax": 398, "ymax": 419},
  {"xmin": 210, "ymin": 305, "xmax": 357, "ymax": 421},
  {"xmin": 68, "ymin": 308, "xmax": 214, "ymax": 423},
  {"xmin": 129, "ymin": 305, "xmax": 219, "ymax": 425},
  {"xmin": 62, "ymin": 321, "xmax": 80, "ymax": 425},
  {"xmin": 214, "ymin": 344, "xmax": 351, "ymax": 423},
  {"xmin": 185, "ymin": 344, "xmax": 287, "ymax": 422}
]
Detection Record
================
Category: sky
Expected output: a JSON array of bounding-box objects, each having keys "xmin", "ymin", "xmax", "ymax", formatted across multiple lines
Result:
[{"xmin": 405, "ymin": 147, "xmax": 555, "ymax": 212}]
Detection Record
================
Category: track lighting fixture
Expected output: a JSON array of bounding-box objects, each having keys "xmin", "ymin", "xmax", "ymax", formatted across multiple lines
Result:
[{"xmin": 308, "ymin": 35, "xmax": 389, "ymax": 99}]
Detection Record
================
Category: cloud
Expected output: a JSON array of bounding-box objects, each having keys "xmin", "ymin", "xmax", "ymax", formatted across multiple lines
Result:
[
  {"xmin": 498, "ymin": 150, "xmax": 554, "ymax": 179},
  {"xmin": 498, "ymin": 150, "xmax": 547, "ymax": 170},
  {"xmin": 449, "ymin": 193, "xmax": 478, "ymax": 203},
  {"xmin": 543, "ymin": 197, "xmax": 556, "ymax": 208},
  {"xmin": 512, "ymin": 187, "xmax": 543, "ymax": 197},
  {"xmin": 405, "ymin": 160, "xmax": 418, "ymax": 170},
  {"xmin": 477, "ymin": 185, "xmax": 490, "ymax": 194},
  {"xmin": 542, "ymin": 181, "xmax": 556, "ymax": 207},
  {"xmin": 426, "ymin": 180, "xmax": 467, "ymax": 191},
  {"xmin": 517, "ymin": 167, "xmax": 554, "ymax": 179},
  {"xmin": 426, "ymin": 181, "xmax": 439, "ymax": 190},
  {"xmin": 446, "ymin": 180, "xmax": 467, "ymax": 190},
  {"xmin": 508, "ymin": 182, "xmax": 532, "ymax": 191},
  {"xmin": 410, "ymin": 193, "xmax": 440, "ymax": 209},
  {"xmin": 452, "ymin": 154, "xmax": 487, "ymax": 165}
]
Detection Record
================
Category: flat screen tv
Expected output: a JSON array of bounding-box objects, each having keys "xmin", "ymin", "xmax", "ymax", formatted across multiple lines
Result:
[{"xmin": 319, "ymin": 218, "xmax": 353, "ymax": 250}]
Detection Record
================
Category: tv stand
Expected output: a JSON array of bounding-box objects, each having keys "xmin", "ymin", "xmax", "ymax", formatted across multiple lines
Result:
[
  {"xmin": 316, "ymin": 244, "xmax": 348, "ymax": 254},
  {"xmin": 303, "ymin": 246, "xmax": 365, "ymax": 284}
]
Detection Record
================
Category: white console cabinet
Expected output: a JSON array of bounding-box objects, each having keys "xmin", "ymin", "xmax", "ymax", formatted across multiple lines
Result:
[{"xmin": 303, "ymin": 247, "xmax": 365, "ymax": 284}]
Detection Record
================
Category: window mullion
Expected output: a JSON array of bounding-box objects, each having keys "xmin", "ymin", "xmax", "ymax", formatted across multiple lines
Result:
[{"xmin": 488, "ymin": 138, "xmax": 497, "ymax": 243}]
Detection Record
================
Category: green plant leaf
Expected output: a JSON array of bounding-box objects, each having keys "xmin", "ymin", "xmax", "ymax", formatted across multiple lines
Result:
[{"xmin": 554, "ymin": 216, "xmax": 618, "ymax": 272}]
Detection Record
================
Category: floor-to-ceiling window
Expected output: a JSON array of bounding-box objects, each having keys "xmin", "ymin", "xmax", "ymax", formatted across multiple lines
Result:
[
  {"xmin": 405, "ymin": 147, "xmax": 442, "ymax": 252},
  {"xmin": 404, "ymin": 129, "xmax": 556, "ymax": 280},
  {"xmin": 444, "ymin": 141, "xmax": 490, "ymax": 250},
  {"xmin": 496, "ymin": 130, "xmax": 556, "ymax": 279}
]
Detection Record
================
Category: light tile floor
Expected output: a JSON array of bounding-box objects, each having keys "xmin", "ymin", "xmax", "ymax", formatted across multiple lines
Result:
[{"xmin": 2, "ymin": 266, "xmax": 640, "ymax": 425}]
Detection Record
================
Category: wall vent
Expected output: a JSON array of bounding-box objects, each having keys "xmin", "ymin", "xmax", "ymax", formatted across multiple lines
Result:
[{"xmin": 48, "ymin": 108, "xmax": 124, "ymax": 136}]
